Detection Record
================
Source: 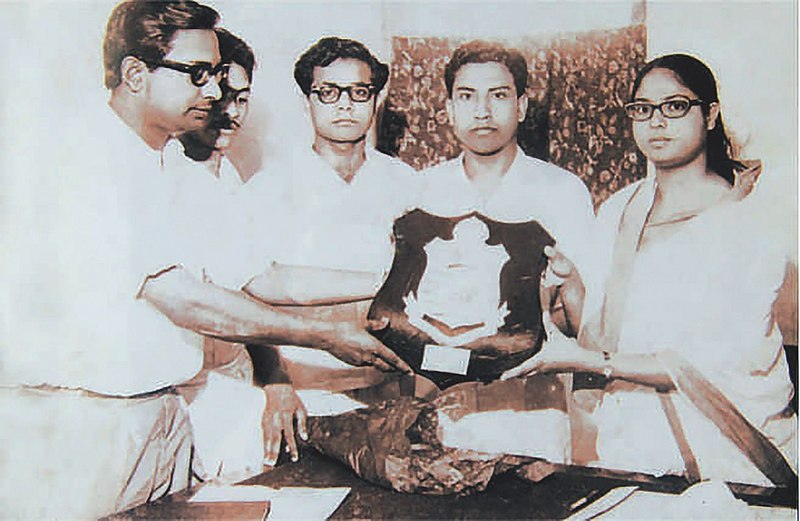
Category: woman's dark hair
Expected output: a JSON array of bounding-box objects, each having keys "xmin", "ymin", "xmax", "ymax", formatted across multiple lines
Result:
[{"xmin": 630, "ymin": 53, "xmax": 743, "ymax": 185}]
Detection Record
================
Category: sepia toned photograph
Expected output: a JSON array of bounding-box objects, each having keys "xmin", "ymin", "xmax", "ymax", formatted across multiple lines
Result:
[{"xmin": 0, "ymin": 0, "xmax": 797, "ymax": 519}]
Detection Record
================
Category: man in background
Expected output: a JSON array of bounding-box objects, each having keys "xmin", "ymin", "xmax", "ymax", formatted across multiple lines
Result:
[
  {"xmin": 239, "ymin": 36, "xmax": 421, "ymax": 390},
  {"xmin": 418, "ymin": 40, "xmax": 595, "ymax": 337},
  {"xmin": 175, "ymin": 28, "xmax": 255, "ymax": 191}
]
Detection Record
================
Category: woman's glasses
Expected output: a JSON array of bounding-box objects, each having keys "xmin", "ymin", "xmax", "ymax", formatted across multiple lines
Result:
[{"xmin": 624, "ymin": 96, "xmax": 705, "ymax": 121}]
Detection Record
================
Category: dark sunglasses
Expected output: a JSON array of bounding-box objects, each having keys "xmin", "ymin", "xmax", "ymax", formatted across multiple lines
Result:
[{"xmin": 141, "ymin": 58, "xmax": 228, "ymax": 87}]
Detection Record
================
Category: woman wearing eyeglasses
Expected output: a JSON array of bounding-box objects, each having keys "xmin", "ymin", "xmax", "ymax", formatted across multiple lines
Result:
[{"xmin": 503, "ymin": 53, "xmax": 797, "ymax": 487}]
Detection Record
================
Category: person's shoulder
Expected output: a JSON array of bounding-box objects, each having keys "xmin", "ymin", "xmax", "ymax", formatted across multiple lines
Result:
[
  {"xmin": 516, "ymin": 154, "xmax": 593, "ymax": 212},
  {"xmin": 420, "ymin": 155, "xmax": 461, "ymax": 174},
  {"xmin": 518, "ymin": 154, "xmax": 586, "ymax": 189},
  {"xmin": 416, "ymin": 155, "xmax": 462, "ymax": 186},
  {"xmin": 369, "ymin": 149, "xmax": 418, "ymax": 178},
  {"xmin": 596, "ymin": 178, "xmax": 646, "ymax": 221}
]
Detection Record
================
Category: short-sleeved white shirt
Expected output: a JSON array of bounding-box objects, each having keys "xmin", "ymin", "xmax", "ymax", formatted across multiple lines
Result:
[
  {"xmin": 0, "ymin": 105, "xmax": 251, "ymax": 396},
  {"xmin": 418, "ymin": 147, "xmax": 596, "ymax": 283},
  {"xmin": 239, "ymin": 146, "xmax": 420, "ymax": 284}
]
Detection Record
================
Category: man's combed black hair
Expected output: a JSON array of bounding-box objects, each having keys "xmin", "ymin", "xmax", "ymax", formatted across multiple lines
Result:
[{"xmin": 294, "ymin": 37, "xmax": 389, "ymax": 96}]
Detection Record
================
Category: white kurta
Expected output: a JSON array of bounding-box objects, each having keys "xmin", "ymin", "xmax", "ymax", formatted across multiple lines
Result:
[{"xmin": 586, "ymin": 178, "xmax": 796, "ymax": 485}]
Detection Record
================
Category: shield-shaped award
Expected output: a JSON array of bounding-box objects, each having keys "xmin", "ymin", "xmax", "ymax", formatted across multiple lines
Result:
[{"xmin": 368, "ymin": 209, "xmax": 555, "ymax": 388}]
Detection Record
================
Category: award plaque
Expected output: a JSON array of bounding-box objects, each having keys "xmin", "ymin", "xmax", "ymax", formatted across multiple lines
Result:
[{"xmin": 368, "ymin": 209, "xmax": 555, "ymax": 388}]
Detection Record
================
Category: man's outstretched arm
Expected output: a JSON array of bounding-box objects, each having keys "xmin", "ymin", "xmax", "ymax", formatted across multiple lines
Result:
[
  {"xmin": 138, "ymin": 266, "xmax": 412, "ymax": 373},
  {"xmin": 243, "ymin": 262, "xmax": 382, "ymax": 306}
]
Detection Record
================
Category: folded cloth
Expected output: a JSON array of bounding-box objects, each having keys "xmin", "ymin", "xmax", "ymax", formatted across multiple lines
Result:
[{"xmin": 188, "ymin": 372, "xmax": 266, "ymax": 482}]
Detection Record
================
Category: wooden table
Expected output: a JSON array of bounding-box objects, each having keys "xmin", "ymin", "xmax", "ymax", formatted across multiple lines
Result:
[
  {"xmin": 111, "ymin": 372, "xmax": 797, "ymax": 519},
  {"xmin": 113, "ymin": 447, "xmax": 621, "ymax": 519}
]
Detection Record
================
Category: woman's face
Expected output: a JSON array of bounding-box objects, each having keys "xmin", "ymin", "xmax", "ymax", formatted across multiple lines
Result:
[{"xmin": 631, "ymin": 68, "xmax": 711, "ymax": 170}]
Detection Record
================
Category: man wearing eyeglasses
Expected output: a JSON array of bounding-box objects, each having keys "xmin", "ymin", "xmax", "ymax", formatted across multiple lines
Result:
[
  {"xmin": 237, "ymin": 37, "xmax": 420, "ymax": 391},
  {"xmin": 172, "ymin": 28, "xmax": 255, "ymax": 191},
  {"xmin": 0, "ymin": 3, "xmax": 413, "ymax": 519},
  {"xmin": 416, "ymin": 41, "xmax": 596, "ymax": 351}
]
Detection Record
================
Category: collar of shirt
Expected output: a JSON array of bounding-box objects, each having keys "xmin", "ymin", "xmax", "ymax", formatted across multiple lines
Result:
[
  {"xmin": 420, "ymin": 145, "xmax": 528, "ymax": 218},
  {"xmin": 293, "ymin": 144, "xmax": 394, "ymax": 194},
  {"xmin": 102, "ymin": 102, "xmax": 166, "ymax": 170}
]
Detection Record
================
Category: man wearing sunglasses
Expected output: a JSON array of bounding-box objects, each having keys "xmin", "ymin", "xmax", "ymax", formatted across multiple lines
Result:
[
  {"xmin": 1, "ymin": 3, "xmax": 413, "ymax": 519},
  {"xmin": 237, "ymin": 37, "xmax": 420, "ymax": 391},
  {"xmin": 174, "ymin": 28, "xmax": 255, "ymax": 189}
]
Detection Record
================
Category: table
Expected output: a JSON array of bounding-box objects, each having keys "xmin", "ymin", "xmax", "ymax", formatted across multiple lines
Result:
[{"xmin": 112, "ymin": 447, "xmax": 619, "ymax": 520}]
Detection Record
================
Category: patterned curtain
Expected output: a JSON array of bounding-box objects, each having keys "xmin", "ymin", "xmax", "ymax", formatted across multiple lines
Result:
[{"xmin": 379, "ymin": 25, "xmax": 647, "ymax": 207}]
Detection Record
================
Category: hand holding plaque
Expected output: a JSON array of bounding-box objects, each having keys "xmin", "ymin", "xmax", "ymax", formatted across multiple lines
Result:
[{"xmin": 368, "ymin": 209, "xmax": 556, "ymax": 388}]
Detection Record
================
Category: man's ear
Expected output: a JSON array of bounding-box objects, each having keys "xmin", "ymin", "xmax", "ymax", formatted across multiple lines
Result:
[
  {"xmin": 120, "ymin": 56, "xmax": 147, "ymax": 93},
  {"xmin": 517, "ymin": 93, "xmax": 529, "ymax": 123},
  {"xmin": 706, "ymin": 101, "xmax": 720, "ymax": 131},
  {"xmin": 446, "ymin": 98, "xmax": 454, "ymax": 126}
]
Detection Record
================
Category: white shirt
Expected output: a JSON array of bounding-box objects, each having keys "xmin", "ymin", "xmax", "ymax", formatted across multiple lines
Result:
[
  {"xmin": 162, "ymin": 140, "xmax": 244, "ymax": 198},
  {"xmin": 0, "ymin": 104, "xmax": 251, "ymax": 396},
  {"xmin": 240, "ymin": 145, "xmax": 420, "ymax": 281},
  {"xmin": 418, "ymin": 147, "xmax": 596, "ymax": 285}
]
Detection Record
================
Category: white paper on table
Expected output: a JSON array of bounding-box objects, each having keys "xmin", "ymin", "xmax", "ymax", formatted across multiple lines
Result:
[
  {"xmin": 190, "ymin": 485, "xmax": 351, "ymax": 520},
  {"xmin": 572, "ymin": 481, "xmax": 768, "ymax": 520},
  {"xmin": 295, "ymin": 389, "xmax": 367, "ymax": 416}
]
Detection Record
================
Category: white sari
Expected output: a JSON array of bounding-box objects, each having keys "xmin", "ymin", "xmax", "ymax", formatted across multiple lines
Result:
[{"xmin": 579, "ymin": 163, "xmax": 796, "ymax": 486}]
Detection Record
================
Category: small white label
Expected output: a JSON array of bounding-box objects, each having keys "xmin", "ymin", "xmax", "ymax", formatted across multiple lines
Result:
[{"xmin": 421, "ymin": 344, "xmax": 471, "ymax": 375}]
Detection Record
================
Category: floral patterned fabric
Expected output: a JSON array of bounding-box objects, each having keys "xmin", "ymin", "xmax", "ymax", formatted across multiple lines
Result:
[{"xmin": 381, "ymin": 25, "xmax": 647, "ymax": 207}]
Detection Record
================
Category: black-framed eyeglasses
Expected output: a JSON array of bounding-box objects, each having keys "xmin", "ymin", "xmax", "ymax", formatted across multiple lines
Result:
[
  {"xmin": 624, "ymin": 96, "xmax": 705, "ymax": 121},
  {"xmin": 310, "ymin": 84, "xmax": 376, "ymax": 104},
  {"xmin": 142, "ymin": 58, "xmax": 228, "ymax": 87}
]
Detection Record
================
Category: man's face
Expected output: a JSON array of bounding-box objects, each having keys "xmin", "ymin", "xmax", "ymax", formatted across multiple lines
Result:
[
  {"xmin": 306, "ymin": 58, "xmax": 376, "ymax": 144},
  {"xmin": 192, "ymin": 62, "xmax": 252, "ymax": 151},
  {"xmin": 144, "ymin": 29, "xmax": 222, "ymax": 136},
  {"xmin": 446, "ymin": 62, "xmax": 527, "ymax": 156}
]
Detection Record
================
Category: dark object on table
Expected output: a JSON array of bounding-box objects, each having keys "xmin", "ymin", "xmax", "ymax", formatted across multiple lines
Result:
[
  {"xmin": 307, "ymin": 376, "xmax": 568, "ymax": 495},
  {"xmin": 369, "ymin": 209, "xmax": 555, "ymax": 388}
]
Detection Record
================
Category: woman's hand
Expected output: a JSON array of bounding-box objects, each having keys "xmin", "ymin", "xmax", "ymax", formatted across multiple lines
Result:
[
  {"xmin": 500, "ymin": 335, "xmax": 603, "ymax": 380},
  {"xmin": 541, "ymin": 246, "xmax": 585, "ymax": 337}
]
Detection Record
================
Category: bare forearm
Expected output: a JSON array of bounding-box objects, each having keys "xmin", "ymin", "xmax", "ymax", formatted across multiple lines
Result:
[
  {"xmin": 243, "ymin": 263, "xmax": 380, "ymax": 305},
  {"xmin": 139, "ymin": 267, "xmax": 351, "ymax": 349},
  {"xmin": 585, "ymin": 350, "xmax": 674, "ymax": 390},
  {"xmin": 608, "ymin": 352, "xmax": 675, "ymax": 390}
]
